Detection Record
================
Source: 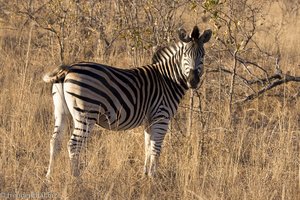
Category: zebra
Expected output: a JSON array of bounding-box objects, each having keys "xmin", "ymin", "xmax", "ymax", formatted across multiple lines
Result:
[{"xmin": 43, "ymin": 26, "xmax": 212, "ymax": 179}]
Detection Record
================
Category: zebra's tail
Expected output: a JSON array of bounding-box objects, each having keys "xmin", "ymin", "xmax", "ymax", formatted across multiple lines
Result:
[{"xmin": 43, "ymin": 65, "xmax": 71, "ymax": 83}]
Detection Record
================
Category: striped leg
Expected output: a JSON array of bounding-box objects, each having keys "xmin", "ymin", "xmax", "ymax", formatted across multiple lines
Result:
[
  {"xmin": 68, "ymin": 118, "xmax": 95, "ymax": 177},
  {"xmin": 46, "ymin": 83, "xmax": 69, "ymax": 180},
  {"xmin": 144, "ymin": 129, "xmax": 151, "ymax": 175},
  {"xmin": 46, "ymin": 116, "xmax": 67, "ymax": 179},
  {"xmin": 146, "ymin": 118, "xmax": 169, "ymax": 177}
]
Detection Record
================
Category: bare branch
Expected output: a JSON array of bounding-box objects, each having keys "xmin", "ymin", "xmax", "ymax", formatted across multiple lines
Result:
[{"xmin": 236, "ymin": 70, "xmax": 300, "ymax": 103}]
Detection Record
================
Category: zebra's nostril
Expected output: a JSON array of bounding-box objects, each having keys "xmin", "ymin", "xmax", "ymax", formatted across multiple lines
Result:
[{"xmin": 187, "ymin": 69, "xmax": 200, "ymax": 89}]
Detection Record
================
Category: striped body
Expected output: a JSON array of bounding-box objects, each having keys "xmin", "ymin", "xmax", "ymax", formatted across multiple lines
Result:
[
  {"xmin": 62, "ymin": 62, "xmax": 186, "ymax": 131},
  {"xmin": 45, "ymin": 26, "xmax": 212, "ymax": 178}
]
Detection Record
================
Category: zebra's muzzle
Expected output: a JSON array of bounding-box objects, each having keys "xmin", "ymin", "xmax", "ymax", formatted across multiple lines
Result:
[{"xmin": 187, "ymin": 69, "xmax": 201, "ymax": 89}]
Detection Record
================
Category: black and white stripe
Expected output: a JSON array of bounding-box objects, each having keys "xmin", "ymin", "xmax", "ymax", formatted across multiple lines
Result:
[{"xmin": 45, "ymin": 26, "xmax": 212, "ymax": 178}]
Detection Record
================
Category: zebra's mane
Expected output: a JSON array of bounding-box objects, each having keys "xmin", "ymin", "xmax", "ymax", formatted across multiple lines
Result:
[{"xmin": 151, "ymin": 42, "xmax": 182, "ymax": 64}]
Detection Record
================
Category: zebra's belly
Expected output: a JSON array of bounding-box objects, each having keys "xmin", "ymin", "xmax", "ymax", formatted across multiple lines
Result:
[{"xmin": 95, "ymin": 109, "xmax": 145, "ymax": 131}]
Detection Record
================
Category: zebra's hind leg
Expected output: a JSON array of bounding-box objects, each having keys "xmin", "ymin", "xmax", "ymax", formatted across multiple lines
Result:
[
  {"xmin": 144, "ymin": 129, "xmax": 151, "ymax": 175},
  {"xmin": 68, "ymin": 117, "xmax": 95, "ymax": 177},
  {"xmin": 46, "ymin": 116, "xmax": 68, "ymax": 180},
  {"xmin": 46, "ymin": 83, "xmax": 69, "ymax": 180}
]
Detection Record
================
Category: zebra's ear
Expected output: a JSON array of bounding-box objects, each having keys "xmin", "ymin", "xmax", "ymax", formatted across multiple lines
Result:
[
  {"xmin": 200, "ymin": 29, "xmax": 212, "ymax": 43},
  {"xmin": 178, "ymin": 28, "xmax": 192, "ymax": 43},
  {"xmin": 190, "ymin": 26, "xmax": 200, "ymax": 40}
]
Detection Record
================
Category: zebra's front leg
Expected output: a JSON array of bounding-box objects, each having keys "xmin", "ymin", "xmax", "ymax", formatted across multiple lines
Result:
[
  {"xmin": 145, "ymin": 119, "xmax": 169, "ymax": 177},
  {"xmin": 148, "ymin": 138, "xmax": 165, "ymax": 177},
  {"xmin": 68, "ymin": 120, "xmax": 93, "ymax": 177}
]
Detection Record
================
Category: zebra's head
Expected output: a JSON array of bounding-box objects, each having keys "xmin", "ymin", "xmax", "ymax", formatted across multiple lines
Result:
[{"xmin": 178, "ymin": 26, "xmax": 212, "ymax": 89}]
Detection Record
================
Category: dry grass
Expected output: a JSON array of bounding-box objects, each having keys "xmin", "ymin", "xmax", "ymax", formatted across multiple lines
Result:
[{"xmin": 0, "ymin": 1, "xmax": 299, "ymax": 199}]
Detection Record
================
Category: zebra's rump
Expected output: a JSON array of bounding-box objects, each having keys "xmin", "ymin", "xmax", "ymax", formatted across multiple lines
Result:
[{"xmin": 43, "ymin": 65, "xmax": 72, "ymax": 83}]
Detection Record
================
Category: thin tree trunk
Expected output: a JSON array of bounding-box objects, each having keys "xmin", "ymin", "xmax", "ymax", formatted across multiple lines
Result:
[
  {"xmin": 229, "ymin": 50, "xmax": 238, "ymax": 119},
  {"xmin": 187, "ymin": 89, "xmax": 194, "ymax": 136}
]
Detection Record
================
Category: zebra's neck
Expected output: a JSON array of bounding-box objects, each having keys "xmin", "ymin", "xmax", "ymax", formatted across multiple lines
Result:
[
  {"xmin": 152, "ymin": 42, "xmax": 188, "ymax": 91},
  {"xmin": 145, "ymin": 42, "xmax": 189, "ymax": 116}
]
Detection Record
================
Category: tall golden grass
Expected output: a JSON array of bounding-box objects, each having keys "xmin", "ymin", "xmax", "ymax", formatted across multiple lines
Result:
[{"xmin": 0, "ymin": 1, "xmax": 299, "ymax": 199}]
